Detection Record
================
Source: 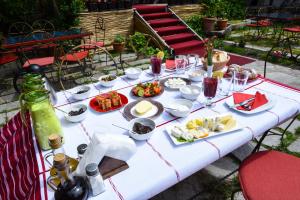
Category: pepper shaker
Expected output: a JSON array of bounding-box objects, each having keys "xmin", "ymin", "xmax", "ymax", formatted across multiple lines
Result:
[{"xmin": 85, "ymin": 163, "xmax": 105, "ymax": 196}]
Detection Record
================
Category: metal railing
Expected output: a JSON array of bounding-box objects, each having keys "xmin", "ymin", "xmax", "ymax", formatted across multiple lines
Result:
[{"xmin": 85, "ymin": 0, "xmax": 199, "ymax": 12}]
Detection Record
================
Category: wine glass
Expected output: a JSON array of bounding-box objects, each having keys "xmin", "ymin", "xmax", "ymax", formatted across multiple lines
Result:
[
  {"xmin": 187, "ymin": 54, "xmax": 200, "ymax": 71},
  {"xmin": 203, "ymin": 77, "xmax": 218, "ymax": 107},
  {"xmin": 150, "ymin": 56, "xmax": 162, "ymax": 80},
  {"xmin": 175, "ymin": 55, "xmax": 187, "ymax": 74}
]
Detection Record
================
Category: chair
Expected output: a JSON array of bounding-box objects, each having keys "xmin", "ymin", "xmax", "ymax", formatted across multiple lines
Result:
[
  {"xmin": 83, "ymin": 17, "xmax": 106, "ymax": 50},
  {"xmin": 8, "ymin": 22, "xmax": 33, "ymax": 37},
  {"xmin": 32, "ymin": 19, "xmax": 55, "ymax": 33},
  {"xmin": 232, "ymin": 150, "xmax": 300, "ymax": 200}
]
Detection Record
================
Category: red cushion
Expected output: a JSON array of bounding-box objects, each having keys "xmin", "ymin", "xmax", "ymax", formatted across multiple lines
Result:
[
  {"xmin": 283, "ymin": 26, "xmax": 300, "ymax": 33},
  {"xmin": 59, "ymin": 51, "xmax": 89, "ymax": 62},
  {"xmin": 23, "ymin": 57, "xmax": 54, "ymax": 68},
  {"xmin": 239, "ymin": 150, "xmax": 300, "ymax": 200},
  {"xmin": 0, "ymin": 54, "xmax": 18, "ymax": 65},
  {"xmin": 81, "ymin": 41, "xmax": 104, "ymax": 50}
]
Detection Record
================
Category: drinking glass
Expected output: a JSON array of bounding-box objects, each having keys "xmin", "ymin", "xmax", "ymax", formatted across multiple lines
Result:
[
  {"xmin": 233, "ymin": 71, "xmax": 249, "ymax": 92},
  {"xmin": 175, "ymin": 55, "xmax": 187, "ymax": 74},
  {"xmin": 203, "ymin": 77, "xmax": 218, "ymax": 107},
  {"xmin": 150, "ymin": 56, "xmax": 162, "ymax": 80},
  {"xmin": 219, "ymin": 76, "xmax": 233, "ymax": 96},
  {"xmin": 187, "ymin": 54, "xmax": 200, "ymax": 71}
]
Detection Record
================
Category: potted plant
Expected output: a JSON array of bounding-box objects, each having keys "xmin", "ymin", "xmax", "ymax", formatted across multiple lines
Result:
[
  {"xmin": 202, "ymin": 4, "xmax": 217, "ymax": 32},
  {"xmin": 113, "ymin": 34, "xmax": 125, "ymax": 53},
  {"xmin": 216, "ymin": 3, "xmax": 228, "ymax": 30}
]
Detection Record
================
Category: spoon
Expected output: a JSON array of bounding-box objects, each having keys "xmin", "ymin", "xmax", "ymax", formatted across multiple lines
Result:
[
  {"xmin": 55, "ymin": 107, "xmax": 70, "ymax": 115},
  {"xmin": 112, "ymin": 124, "xmax": 139, "ymax": 134}
]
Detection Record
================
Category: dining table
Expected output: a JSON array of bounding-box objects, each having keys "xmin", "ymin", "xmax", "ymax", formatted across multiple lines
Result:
[{"xmin": 19, "ymin": 66, "xmax": 300, "ymax": 200}]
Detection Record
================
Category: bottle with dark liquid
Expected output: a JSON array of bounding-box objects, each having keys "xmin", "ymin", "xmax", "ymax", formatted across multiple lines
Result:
[
  {"xmin": 46, "ymin": 134, "xmax": 79, "ymax": 187},
  {"xmin": 53, "ymin": 153, "xmax": 89, "ymax": 200}
]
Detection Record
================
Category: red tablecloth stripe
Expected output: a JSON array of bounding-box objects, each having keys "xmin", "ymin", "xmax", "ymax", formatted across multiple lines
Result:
[{"xmin": 0, "ymin": 112, "xmax": 42, "ymax": 200}]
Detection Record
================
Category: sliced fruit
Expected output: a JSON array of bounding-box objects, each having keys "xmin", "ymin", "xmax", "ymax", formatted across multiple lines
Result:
[
  {"xmin": 224, "ymin": 118, "xmax": 237, "ymax": 130},
  {"xmin": 213, "ymin": 70, "xmax": 224, "ymax": 79},
  {"xmin": 220, "ymin": 114, "xmax": 233, "ymax": 124},
  {"xmin": 157, "ymin": 51, "xmax": 164, "ymax": 60},
  {"xmin": 137, "ymin": 90, "xmax": 144, "ymax": 97}
]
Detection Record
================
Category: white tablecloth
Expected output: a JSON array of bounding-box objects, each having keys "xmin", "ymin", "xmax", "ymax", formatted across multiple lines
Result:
[{"xmin": 35, "ymin": 70, "xmax": 300, "ymax": 200}]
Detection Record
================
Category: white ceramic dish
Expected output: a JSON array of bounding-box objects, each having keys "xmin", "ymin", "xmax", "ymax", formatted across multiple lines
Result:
[
  {"xmin": 99, "ymin": 75, "xmax": 118, "ymax": 87},
  {"xmin": 128, "ymin": 118, "xmax": 156, "ymax": 140},
  {"xmin": 165, "ymin": 99, "xmax": 193, "ymax": 118},
  {"xmin": 72, "ymin": 85, "xmax": 91, "ymax": 100},
  {"xmin": 225, "ymin": 95, "xmax": 276, "ymax": 114},
  {"xmin": 187, "ymin": 70, "xmax": 204, "ymax": 82},
  {"xmin": 125, "ymin": 68, "xmax": 142, "ymax": 79},
  {"xmin": 180, "ymin": 85, "xmax": 202, "ymax": 100},
  {"xmin": 64, "ymin": 104, "xmax": 88, "ymax": 123}
]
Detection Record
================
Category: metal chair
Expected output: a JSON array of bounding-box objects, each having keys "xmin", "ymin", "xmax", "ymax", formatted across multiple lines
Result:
[
  {"xmin": 83, "ymin": 16, "xmax": 106, "ymax": 50},
  {"xmin": 8, "ymin": 22, "xmax": 33, "ymax": 37},
  {"xmin": 32, "ymin": 19, "xmax": 55, "ymax": 33}
]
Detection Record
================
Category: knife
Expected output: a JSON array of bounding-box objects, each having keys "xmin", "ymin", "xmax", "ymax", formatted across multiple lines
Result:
[{"xmin": 230, "ymin": 97, "xmax": 255, "ymax": 109}]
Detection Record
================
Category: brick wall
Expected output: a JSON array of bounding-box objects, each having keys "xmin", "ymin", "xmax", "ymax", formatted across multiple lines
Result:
[{"xmin": 79, "ymin": 4, "xmax": 203, "ymax": 43}]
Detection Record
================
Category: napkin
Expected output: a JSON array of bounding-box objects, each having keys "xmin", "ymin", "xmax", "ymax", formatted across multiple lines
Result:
[
  {"xmin": 75, "ymin": 132, "xmax": 137, "ymax": 176},
  {"xmin": 233, "ymin": 92, "xmax": 268, "ymax": 111},
  {"xmin": 165, "ymin": 59, "xmax": 175, "ymax": 70}
]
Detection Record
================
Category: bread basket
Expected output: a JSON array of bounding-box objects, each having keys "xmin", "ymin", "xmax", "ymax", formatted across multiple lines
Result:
[{"xmin": 202, "ymin": 51, "xmax": 230, "ymax": 71}]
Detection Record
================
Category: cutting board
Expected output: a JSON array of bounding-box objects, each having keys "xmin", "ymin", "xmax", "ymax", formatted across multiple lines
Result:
[{"xmin": 98, "ymin": 156, "xmax": 129, "ymax": 179}]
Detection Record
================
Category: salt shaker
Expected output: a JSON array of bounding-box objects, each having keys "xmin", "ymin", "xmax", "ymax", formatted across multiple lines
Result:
[
  {"xmin": 77, "ymin": 144, "xmax": 88, "ymax": 161},
  {"xmin": 85, "ymin": 163, "xmax": 105, "ymax": 196}
]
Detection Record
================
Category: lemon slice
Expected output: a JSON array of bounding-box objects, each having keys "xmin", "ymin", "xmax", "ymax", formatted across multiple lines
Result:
[
  {"xmin": 157, "ymin": 51, "xmax": 164, "ymax": 60},
  {"xmin": 213, "ymin": 70, "xmax": 224, "ymax": 79}
]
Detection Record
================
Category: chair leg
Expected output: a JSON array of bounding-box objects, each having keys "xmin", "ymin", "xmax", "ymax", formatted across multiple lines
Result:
[
  {"xmin": 252, "ymin": 130, "xmax": 270, "ymax": 154},
  {"xmin": 280, "ymin": 115, "xmax": 298, "ymax": 141}
]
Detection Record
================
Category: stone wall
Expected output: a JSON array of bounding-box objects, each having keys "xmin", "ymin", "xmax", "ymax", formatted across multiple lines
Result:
[{"xmin": 79, "ymin": 4, "xmax": 203, "ymax": 43}]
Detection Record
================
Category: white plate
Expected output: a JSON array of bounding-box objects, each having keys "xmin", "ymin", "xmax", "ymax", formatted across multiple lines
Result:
[
  {"xmin": 130, "ymin": 104, "xmax": 158, "ymax": 118},
  {"xmin": 165, "ymin": 122, "xmax": 243, "ymax": 145},
  {"xmin": 225, "ymin": 95, "xmax": 276, "ymax": 114}
]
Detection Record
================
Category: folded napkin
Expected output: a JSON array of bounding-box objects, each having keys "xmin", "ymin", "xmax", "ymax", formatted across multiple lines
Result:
[
  {"xmin": 76, "ymin": 132, "xmax": 137, "ymax": 177},
  {"xmin": 233, "ymin": 92, "xmax": 268, "ymax": 111},
  {"xmin": 165, "ymin": 59, "xmax": 175, "ymax": 70}
]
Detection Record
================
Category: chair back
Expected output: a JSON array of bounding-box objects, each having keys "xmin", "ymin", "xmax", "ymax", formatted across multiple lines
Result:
[
  {"xmin": 95, "ymin": 17, "xmax": 106, "ymax": 44},
  {"xmin": 32, "ymin": 19, "xmax": 55, "ymax": 33},
  {"xmin": 0, "ymin": 112, "xmax": 43, "ymax": 200},
  {"xmin": 8, "ymin": 22, "xmax": 33, "ymax": 37}
]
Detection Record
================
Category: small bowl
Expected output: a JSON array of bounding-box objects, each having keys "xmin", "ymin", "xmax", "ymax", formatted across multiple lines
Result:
[
  {"xmin": 166, "ymin": 99, "xmax": 193, "ymax": 118},
  {"xmin": 65, "ymin": 104, "xmax": 88, "ymax": 123},
  {"xmin": 125, "ymin": 68, "xmax": 142, "ymax": 79},
  {"xmin": 72, "ymin": 85, "xmax": 91, "ymax": 100},
  {"xmin": 180, "ymin": 85, "xmax": 202, "ymax": 100},
  {"xmin": 99, "ymin": 75, "xmax": 117, "ymax": 87},
  {"xmin": 187, "ymin": 70, "xmax": 204, "ymax": 82},
  {"xmin": 128, "ymin": 118, "xmax": 156, "ymax": 141}
]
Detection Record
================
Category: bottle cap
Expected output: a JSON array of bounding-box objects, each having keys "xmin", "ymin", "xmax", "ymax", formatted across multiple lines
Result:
[
  {"xmin": 77, "ymin": 144, "xmax": 88, "ymax": 155},
  {"xmin": 53, "ymin": 153, "xmax": 67, "ymax": 170},
  {"xmin": 48, "ymin": 134, "xmax": 62, "ymax": 149},
  {"xmin": 85, "ymin": 163, "xmax": 99, "ymax": 176}
]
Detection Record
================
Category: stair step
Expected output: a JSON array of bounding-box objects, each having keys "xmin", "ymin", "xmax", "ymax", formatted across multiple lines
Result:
[
  {"xmin": 162, "ymin": 33, "xmax": 196, "ymax": 44},
  {"xmin": 155, "ymin": 25, "xmax": 188, "ymax": 36},
  {"xmin": 170, "ymin": 40, "xmax": 205, "ymax": 51},
  {"xmin": 133, "ymin": 5, "xmax": 167, "ymax": 14},
  {"xmin": 141, "ymin": 12, "xmax": 173, "ymax": 20},
  {"xmin": 148, "ymin": 18, "xmax": 180, "ymax": 27}
]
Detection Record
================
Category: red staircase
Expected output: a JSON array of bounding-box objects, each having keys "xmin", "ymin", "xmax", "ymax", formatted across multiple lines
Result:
[{"xmin": 133, "ymin": 4, "xmax": 206, "ymax": 56}]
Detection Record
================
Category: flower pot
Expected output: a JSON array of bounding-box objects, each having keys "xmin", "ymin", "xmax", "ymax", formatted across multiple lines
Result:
[
  {"xmin": 217, "ymin": 19, "xmax": 228, "ymax": 30},
  {"xmin": 113, "ymin": 42, "xmax": 125, "ymax": 53},
  {"xmin": 203, "ymin": 17, "xmax": 217, "ymax": 32}
]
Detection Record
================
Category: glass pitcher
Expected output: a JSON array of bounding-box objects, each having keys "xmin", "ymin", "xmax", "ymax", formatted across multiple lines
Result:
[{"xmin": 20, "ymin": 90, "xmax": 63, "ymax": 150}]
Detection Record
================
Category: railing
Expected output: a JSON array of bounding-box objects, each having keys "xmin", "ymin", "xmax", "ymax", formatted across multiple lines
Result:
[{"xmin": 85, "ymin": 0, "xmax": 199, "ymax": 12}]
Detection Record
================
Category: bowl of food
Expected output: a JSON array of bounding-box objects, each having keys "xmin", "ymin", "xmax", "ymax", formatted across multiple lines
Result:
[
  {"xmin": 99, "ymin": 75, "xmax": 117, "ymax": 87},
  {"xmin": 65, "ymin": 104, "xmax": 88, "ymax": 123},
  {"xmin": 180, "ymin": 85, "xmax": 202, "ymax": 100},
  {"xmin": 187, "ymin": 70, "xmax": 204, "ymax": 82},
  {"xmin": 202, "ymin": 51, "xmax": 230, "ymax": 71},
  {"xmin": 125, "ymin": 68, "xmax": 142, "ymax": 79},
  {"xmin": 72, "ymin": 85, "xmax": 91, "ymax": 100},
  {"xmin": 166, "ymin": 99, "xmax": 193, "ymax": 118},
  {"xmin": 128, "ymin": 118, "xmax": 156, "ymax": 140}
]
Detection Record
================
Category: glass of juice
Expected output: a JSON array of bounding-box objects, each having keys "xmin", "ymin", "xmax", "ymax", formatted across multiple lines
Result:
[
  {"xmin": 151, "ymin": 56, "xmax": 162, "ymax": 80},
  {"xmin": 203, "ymin": 77, "xmax": 218, "ymax": 107}
]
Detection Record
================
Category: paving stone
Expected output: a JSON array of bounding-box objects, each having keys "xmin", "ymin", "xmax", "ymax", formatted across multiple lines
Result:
[
  {"xmin": 232, "ymin": 142, "xmax": 255, "ymax": 161},
  {"xmin": 278, "ymin": 118, "xmax": 300, "ymax": 133},
  {"xmin": 288, "ymin": 138, "xmax": 300, "ymax": 153},
  {"xmin": 0, "ymin": 100, "xmax": 20, "ymax": 113}
]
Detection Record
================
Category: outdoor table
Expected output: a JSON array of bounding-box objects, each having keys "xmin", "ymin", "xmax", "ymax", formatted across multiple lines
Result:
[
  {"xmin": 26, "ymin": 68, "xmax": 300, "ymax": 200},
  {"xmin": 2, "ymin": 66, "xmax": 298, "ymax": 199},
  {"xmin": 2, "ymin": 30, "xmax": 93, "ymax": 50}
]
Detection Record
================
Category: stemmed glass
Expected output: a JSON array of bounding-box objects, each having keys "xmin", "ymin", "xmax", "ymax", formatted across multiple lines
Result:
[
  {"xmin": 187, "ymin": 54, "xmax": 200, "ymax": 71},
  {"xmin": 150, "ymin": 55, "xmax": 162, "ymax": 80},
  {"xmin": 203, "ymin": 76, "xmax": 218, "ymax": 107}
]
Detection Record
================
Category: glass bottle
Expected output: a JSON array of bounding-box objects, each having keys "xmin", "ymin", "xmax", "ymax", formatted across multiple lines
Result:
[
  {"xmin": 86, "ymin": 163, "xmax": 105, "ymax": 196},
  {"xmin": 20, "ymin": 90, "xmax": 63, "ymax": 150},
  {"xmin": 46, "ymin": 134, "xmax": 79, "ymax": 188},
  {"xmin": 77, "ymin": 144, "xmax": 88, "ymax": 161},
  {"xmin": 52, "ymin": 153, "xmax": 89, "ymax": 200}
]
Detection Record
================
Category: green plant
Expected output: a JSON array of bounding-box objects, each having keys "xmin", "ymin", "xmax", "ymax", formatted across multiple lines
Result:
[
  {"xmin": 114, "ymin": 34, "xmax": 125, "ymax": 43},
  {"xmin": 185, "ymin": 15, "xmax": 204, "ymax": 36}
]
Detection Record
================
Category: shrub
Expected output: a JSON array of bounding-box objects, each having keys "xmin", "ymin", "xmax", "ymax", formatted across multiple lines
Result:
[{"xmin": 185, "ymin": 15, "xmax": 204, "ymax": 36}]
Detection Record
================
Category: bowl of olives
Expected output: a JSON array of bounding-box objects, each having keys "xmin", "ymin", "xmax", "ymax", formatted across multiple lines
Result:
[{"xmin": 128, "ymin": 118, "xmax": 156, "ymax": 140}]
